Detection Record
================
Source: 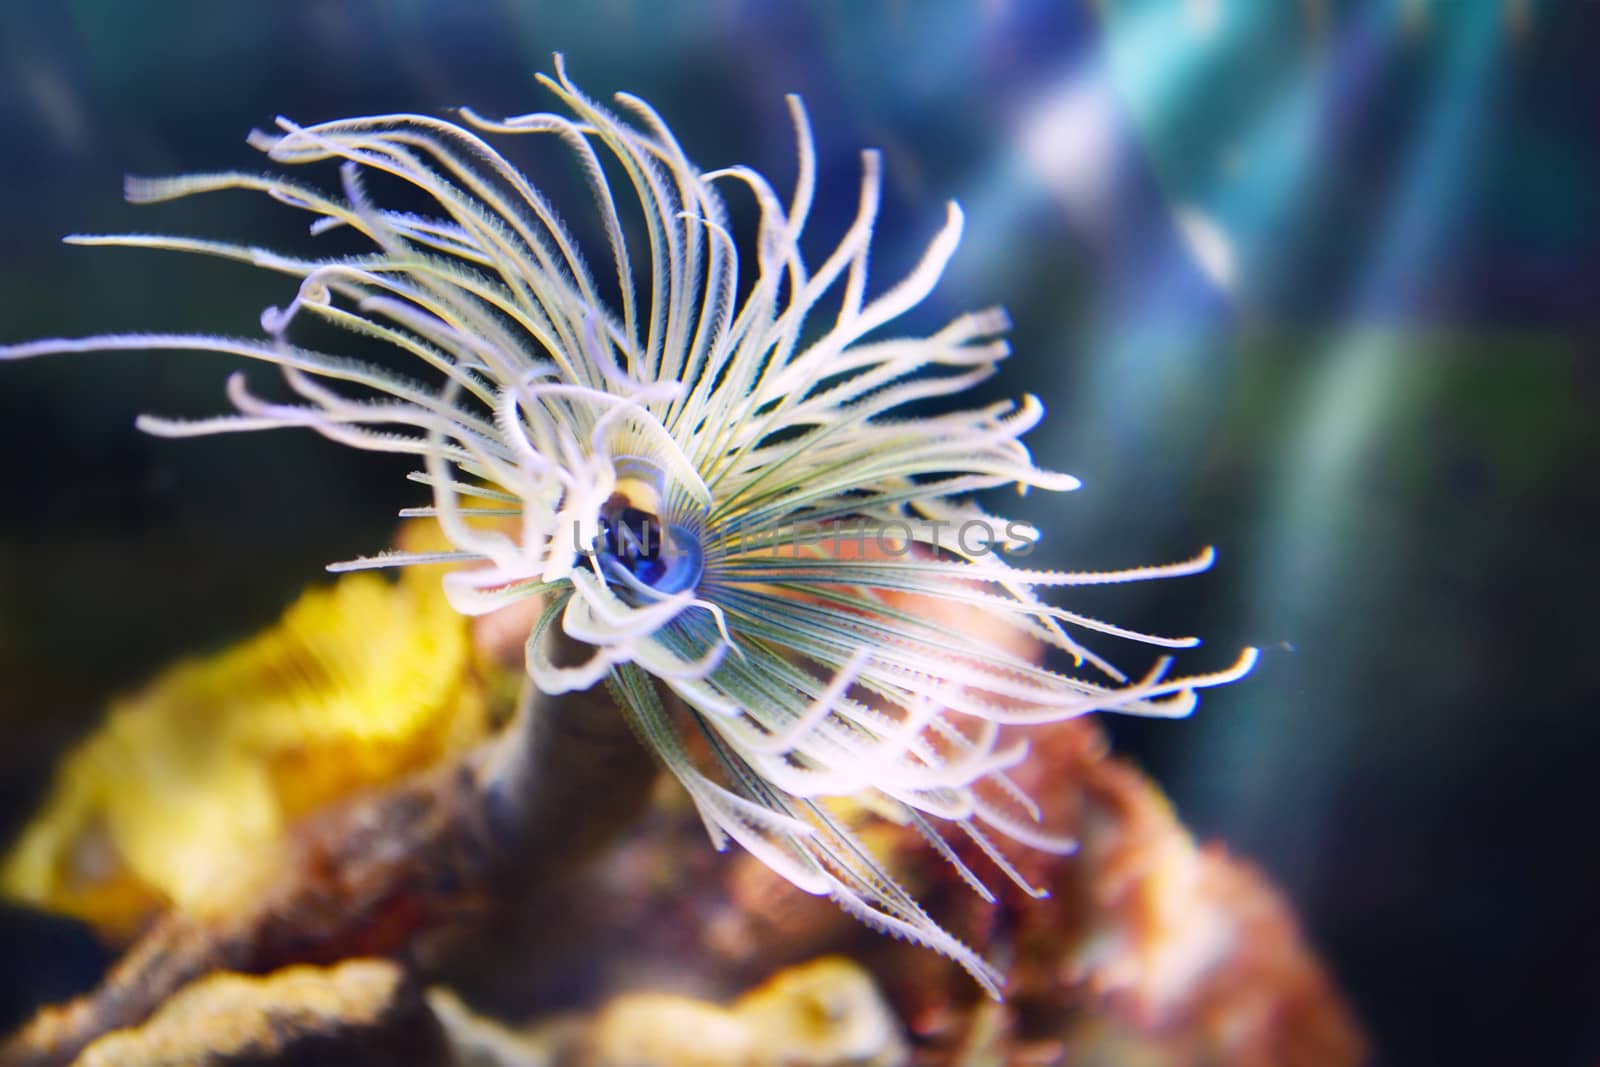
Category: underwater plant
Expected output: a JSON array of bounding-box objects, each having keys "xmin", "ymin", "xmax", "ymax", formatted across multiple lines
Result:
[{"xmin": 1, "ymin": 58, "xmax": 1255, "ymax": 995}]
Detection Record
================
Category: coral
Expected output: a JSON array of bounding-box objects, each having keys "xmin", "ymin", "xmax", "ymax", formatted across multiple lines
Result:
[
  {"xmin": 72, "ymin": 959, "xmax": 449, "ymax": 1067},
  {"xmin": 1, "ymin": 525, "xmax": 1361, "ymax": 1066},
  {"xmin": 576, "ymin": 957, "xmax": 907, "ymax": 1067},
  {"xmin": 500, "ymin": 714, "xmax": 1366, "ymax": 1067},
  {"xmin": 2, "ymin": 523, "xmax": 497, "ymax": 938},
  {"xmin": 3, "ymin": 754, "xmax": 500, "ymax": 1066}
]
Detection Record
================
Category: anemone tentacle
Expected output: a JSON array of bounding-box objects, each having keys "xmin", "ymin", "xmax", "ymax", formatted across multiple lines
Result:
[{"xmin": 0, "ymin": 56, "xmax": 1256, "ymax": 997}]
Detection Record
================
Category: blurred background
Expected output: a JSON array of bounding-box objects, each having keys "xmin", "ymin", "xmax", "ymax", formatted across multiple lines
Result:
[{"xmin": 0, "ymin": 2, "xmax": 1595, "ymax": 1064}]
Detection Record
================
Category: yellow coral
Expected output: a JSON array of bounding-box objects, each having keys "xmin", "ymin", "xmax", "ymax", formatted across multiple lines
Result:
[
  {"xmin": 580, "ymin": 957, "xmax": 907, "ymax": 1067},
  {"xmin": 74, "ymin": 959, "xmax": 442, "ymax": 1067},
  {"xmin": 1, "ymin": 524, "xmax": 499, "ymax": 936}
]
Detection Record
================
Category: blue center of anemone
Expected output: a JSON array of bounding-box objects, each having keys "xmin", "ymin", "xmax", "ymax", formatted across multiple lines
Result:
[{"xmin": 597, "ymin": 499, "xmax": 705, "ymax": 595}]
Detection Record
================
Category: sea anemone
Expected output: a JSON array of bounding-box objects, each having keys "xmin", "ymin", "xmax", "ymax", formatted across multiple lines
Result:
[{"xmin": 1, "ymin": 58, "xmax": 1255, "ymax": 995}]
